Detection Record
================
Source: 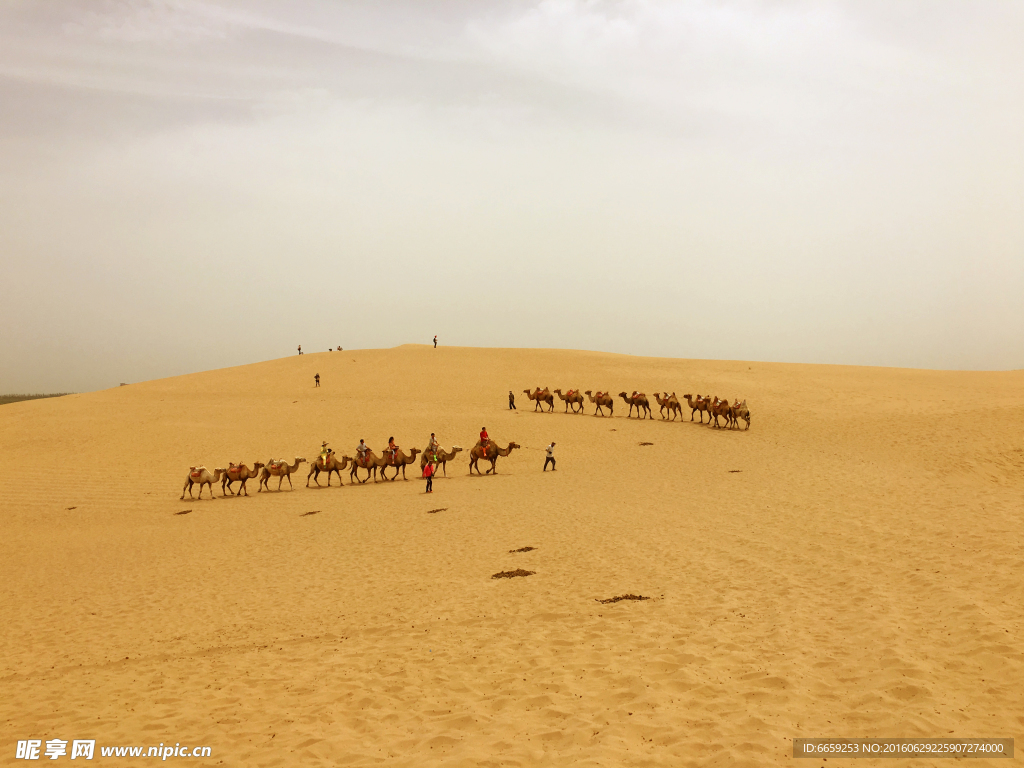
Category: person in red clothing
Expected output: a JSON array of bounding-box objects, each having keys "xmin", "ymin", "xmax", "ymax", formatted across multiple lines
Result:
[
  {"xmin": 478, "ymin": 427, "xmax": 489, "ymax": 447},
  {"xmin": 423, "ymin": 459, "xmax": 436, "ymax": 493},
  {"xmin": 387, "ymin": 436, "xmax": 399, "ymax": 464}
]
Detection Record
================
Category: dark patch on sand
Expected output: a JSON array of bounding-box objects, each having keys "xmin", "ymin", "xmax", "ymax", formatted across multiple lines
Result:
[
  {"xmin": 509, "ymin": 546, "xmax": 536, "ymax": 553},
  {"xmin": 301, "ymin": 510, "xmax": 320, "ymax": 516},
  {"xmin": 729, "ymin": 469, "xmax": 742, "ymax": 473},
  {"xmin": 639, "ymin": 442, "xmax": 654, "ymax": 446},
  {"xmin": 176, "ymin": 509, "xmax": 192, "ymax": 515},
  {"xmin": 597, "ymin": 594, "xmax": 650, "ymax": 604},
  {"xmin": 427, "ymin": 508, "xmax": 447, "ymax": 514},
  {"xmin": 492, "ymin": 569, "xmax": 535, "ymax": 579},
  {"xmin": 66, "ymin": 506, "xmax": 76, "ymax": 511}
]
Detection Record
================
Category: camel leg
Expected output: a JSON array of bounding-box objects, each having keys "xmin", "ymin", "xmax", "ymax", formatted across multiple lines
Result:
[
  {"xmin": 286, "ymin": 474, "xmax": 294, "ymax": 490},
  {"xmin": 181, "ymin": 480, "xmax": 190, "ymax": 500}
]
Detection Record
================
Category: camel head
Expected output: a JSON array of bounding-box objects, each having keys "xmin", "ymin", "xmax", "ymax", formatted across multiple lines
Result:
[
  {"xmin": 618, "ymin": 391, "xmax": 628, "ymax": 398},
  {"xmin": 452, "ymin": 446, "xmax": 463, "ymax": 453}
]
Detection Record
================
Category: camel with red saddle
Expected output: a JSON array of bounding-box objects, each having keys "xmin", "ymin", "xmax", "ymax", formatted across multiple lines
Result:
[
  {"xmin": 553, "ymin": 388, "xmax": 585, "ymax": 414},
  {"xmin": 181, "ymin": 466, "xmax": 226, "ymax": 500},
  {"xmin": 584, "ymin": 390, "xmax": 614, "ymax": 417},
  {"xmin": 618, "ymin": 391, "xmax": 653, "ymax": 419},
  {"xmin": 420, "ymin": 445, "xmax": 462, "ymax": 477},
  {"xmin": 682, "ymin": 394, "xmax": 711, "ymax": 423},
  {"xmin": 382, "ymin": 447, "xmax": 422, "ymax": 481},
  {"xmin": 258, "ymin": 457, "xmax": 306, "ymax": 491},
  {"xmin": 222, "ymin": 462, "xmax": 264, "ymax": 496},
  {"xmin": 469, "ymin": 441, "xmax": 520, "ymax": 475},
  {"xmin": 306, "ymin": 454, "xmax": 352, "ymax": 487},
  {"xmin": 653, "ymin": 392, "xmax": 683, "ymax": 421},
  {"xmin": 523, "ymin": 387, "xmax": 555, "ymax": 412},
  {"xmin": 709, "ymin": 397, "xmax": 737, "ymax": 430}
]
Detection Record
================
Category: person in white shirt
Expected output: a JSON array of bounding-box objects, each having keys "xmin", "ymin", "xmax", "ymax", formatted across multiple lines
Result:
[{"xmin": 544, "ymin": 442, "xmax": 556, "ymax": 471}]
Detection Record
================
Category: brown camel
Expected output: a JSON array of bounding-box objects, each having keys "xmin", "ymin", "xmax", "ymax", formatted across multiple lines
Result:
[
  {"xmin": 181, "ymin": 466, "xmax": 226, "ymax": 500},
  {"xmin": 349, "ymin": 452, "xmax": 388, "ymax": 484},
  {"xmin": 709, "ymin": 397, "xmax": 736, "ymax": 429},
  {"xmin": 553, "ymin": 388, "xmax": 585, "ymax": 414},
  {"xmin": 469, "ymin": 441, "xmax": 520, "ymax": 475},
  {"xmin": 258, "ymin": 457, "xmax": 306, "ymax": 491},
  {"xmin": 618, "ymin": 391, "xmax": 653, "ymax": 419},
  {"xmin": 383, "ymin": 447, "xmax": 422, "ymax": 481},
  {"xmin": 222, "ymin": 462, "xmax": 264, "ymax": 496},
  {"xmin": 523, "ymin": 387, "xmax": 555, "ymax": 412},
  {"xmin": 584, "ymin": 390, "xmax": 614, "ymax": 417},
  {"xmin": 682, "ymin": 393, "xmax": 711, "ymax": 423},
  {"xmin": 306, "ymin": 454, "xmax": 352, "ymax": 487},
  {"xmin": 420, "ymin": 445, "xmax": 463, "ymax": 477},
  {"xmin": 732, "ymin": 399, "xmax": 752, "ymax": 430},
  {"xmin": 653, "ymin": 392, "xmax": 683, "ymax": 421}
]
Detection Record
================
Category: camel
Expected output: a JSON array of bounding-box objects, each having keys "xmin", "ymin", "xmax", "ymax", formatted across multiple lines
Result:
[
  {"xmin": 653, "ymin": 392, "xmax": 683, "ymax": 421},
  {"xmin": 618, "ymin": 391, "xmax": 653, "ymax": 419},
  {"xmin": 709, "ymin": 398, "xmax": 736, "ymax": 430},
  {"xmin": 469, "ymin": 441, "xmax": 520, "ymax": 475},
  {"xmin": 306, "ymin": 454, "xmax": 353, "ymax": 487},
  {"xmin": 222, "ymin": 462, "xmax": 264, "ymax": 496},
  {"xmin": 523, "ymin": 387, "xmax": 555, "ymax": 412},
  {"xmin": 349, "ymin": 452, "xmax": 388, "ymax": 484},
  {"xmin": 382, "ymin": 447, "xmax": 422, "ymax": 481},
  {"xmin": 553, "ymin": 388, "xmax": 585, "ymax": 414},
  {"xmin": 732, "ymin": 399, "xmax": 752, "ymax": 430},
  {"xmin": 584, "ymin": 390, "xmax": 614, "ymax": 417},
  {"xmin": 181, "ymin": 466, "xmax": 226, "ymax": 500},
  {"xmin": 682, "ymin": 393, "xmax": 711, "ymax": 423},
  {"xmin": 258, "ymin": 457, "xmax": 306, "ymax": 491},
  {"xmin": 420, "ymin": 445, "xmax": 463, "ymax": 477}
]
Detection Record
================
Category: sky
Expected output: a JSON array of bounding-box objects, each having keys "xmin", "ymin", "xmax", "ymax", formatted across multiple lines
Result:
[{"xmin": 1, "ymin": 0, "xmax": 1022, "ymax": 392}]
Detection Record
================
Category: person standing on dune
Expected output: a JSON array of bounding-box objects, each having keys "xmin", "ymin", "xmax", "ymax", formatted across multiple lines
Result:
[
  {"xmin": 509, "ymin": 390, "xmax": 516, "ymax": 410},
  {"xmin": 423, "ymin": 458, "xmax": 436, "ymax": 493},
  {"xmin": 298, "ymin": 344, "xmax": 302, "ymax": 355},
  {"xmin": 314, "ymin": 373, "xmax": 320, "ymax": 387},
  {"xmin": 544, "ymin": 442, "xmax": 556, "ymax": 471},
  {"xmin": 433, "ymin": 335, "xmax": 437, "ymax": 348}
]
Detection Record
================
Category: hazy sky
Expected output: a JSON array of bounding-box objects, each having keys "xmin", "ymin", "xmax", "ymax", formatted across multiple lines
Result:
[{"xmin": 1, "ymin": 1, "xmax": 1022, "ymax": 392}]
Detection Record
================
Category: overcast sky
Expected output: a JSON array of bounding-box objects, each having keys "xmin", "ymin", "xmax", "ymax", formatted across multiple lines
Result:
[{"xmin": 1, "ymin": 1, "xmax": 1022, "ymax": 392}]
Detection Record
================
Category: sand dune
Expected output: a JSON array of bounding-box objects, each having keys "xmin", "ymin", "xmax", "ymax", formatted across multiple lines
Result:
[{"xmin": 2, "ymin": 345, "xmax": 1022, "ymax": 766}]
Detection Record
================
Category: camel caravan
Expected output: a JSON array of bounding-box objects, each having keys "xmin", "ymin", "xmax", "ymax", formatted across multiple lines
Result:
[
  {"xmin": 523, "ymin": 387, "xmax": 751, "ymax": 430},
  {"xmin": 180, "ymin": 434, "xmax": 519, "ymax": 500}
]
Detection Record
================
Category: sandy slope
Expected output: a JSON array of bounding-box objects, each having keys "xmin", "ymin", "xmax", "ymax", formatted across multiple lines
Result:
[{"xmin": 1, "ymin": 345, "xmax": 1022, "ymax": 767}]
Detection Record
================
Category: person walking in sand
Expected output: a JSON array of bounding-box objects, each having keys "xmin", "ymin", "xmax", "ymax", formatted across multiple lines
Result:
[
  {"xmin": 422, "ymin": 457, "xmax": 436, "ymax": 493},
  {"xmin": 433, "ymin": 335, "xmax": 437, "ymax": 348},
  {"xmin": 544, "ymin": 442, "xmax": 556, "ymax": 471},
  {"xmin": 314, "ymin": 373, "xmax": 320, "ymax": 387},
  {"xmin": 508, "ymin": 390, "xmax": 516, "ymax": 410},
  {"xmin": 298, "ymin": 344, "xmax": 302, "ymax": 355}
]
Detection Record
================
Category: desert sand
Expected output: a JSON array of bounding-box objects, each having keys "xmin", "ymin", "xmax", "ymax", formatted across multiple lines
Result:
[{"xmin": 2, "ymin": 345, "xmax": 1022, "ymax": 767}]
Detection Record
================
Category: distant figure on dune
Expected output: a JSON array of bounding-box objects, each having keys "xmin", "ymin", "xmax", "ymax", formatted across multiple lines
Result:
[
  {"xmin": 509, "ymin": 390, "xmax": 516, "ymax": 410},
  {"xmin": 433, "ymin": 335, "xmax": 437, "ymax": 348},
  {"xmin": 298, "ymin": 345, "xmax": 302, "ymax": 355},
  {"xmin": 314, "ymin": 373, "xmax": 320, "ymax": 387},
  {"xmin": 337, "ymin": 345, "xmax": 342, "ymax": 351}
]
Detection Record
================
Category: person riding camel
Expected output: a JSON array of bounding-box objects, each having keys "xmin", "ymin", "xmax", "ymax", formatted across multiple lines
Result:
[
  {"xmin": 356, "ymin": 440, "xmax": 370, "ymax": 463},
  {"xmin": 319, "ymin": 441, "xmax": 331, "ymax": 467},
  {"xmin": 427, "ymin": 432, "xmax": 439, "ymax": 462},
  {"xmin": 387, "ymin": 436, "xmax": 399, "ymax": 465},
  {"xmin": 478, "ymin": 427, "xmax": 489, "ymax": 449}
]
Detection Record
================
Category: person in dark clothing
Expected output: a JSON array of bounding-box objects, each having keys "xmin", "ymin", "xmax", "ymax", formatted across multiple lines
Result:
[
  {"xmin": 298, "ymin": 345, "xmax": 302, "ymax": 355},
  {"xmin": 543, "ymin": 442, "xmax": 556, "ymax": 471},
  {"xmin": 314, "ymin": 373, "xmax": 320, "ymax": 387},
  {"xmin": 509, "ymin": 391, "xmax": 516, "ymax": 410},
  {"xmin": 433, "ymin": 335, "xmax": 437, "ymax": 348}
]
